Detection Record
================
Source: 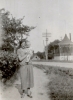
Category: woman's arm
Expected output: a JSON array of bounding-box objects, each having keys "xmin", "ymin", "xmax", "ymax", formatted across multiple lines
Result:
[{"xmin": 18, "ymin": 54, "xmax": 27, "ymax": 62}]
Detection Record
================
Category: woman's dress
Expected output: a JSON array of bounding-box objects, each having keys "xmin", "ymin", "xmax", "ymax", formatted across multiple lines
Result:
[{"xmin": 17, "ymin": 48, "xmax": 34, "ymax": 90}]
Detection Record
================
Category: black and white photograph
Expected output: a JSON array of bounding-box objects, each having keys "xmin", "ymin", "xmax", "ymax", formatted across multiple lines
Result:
[{"xmin": 0, "ymin": 0, "xmax": 73, "ymax": 100}]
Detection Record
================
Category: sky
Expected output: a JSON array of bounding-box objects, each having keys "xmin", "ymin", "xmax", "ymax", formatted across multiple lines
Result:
[{"xmin": 0, "ymin": 0, "xmax": 73, "ymax": 52}]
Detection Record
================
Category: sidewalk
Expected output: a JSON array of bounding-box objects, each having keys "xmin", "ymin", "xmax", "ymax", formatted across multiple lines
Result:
[{"xmin": 0, "ymin": 67, "xmax": 49, "ymax": 100}]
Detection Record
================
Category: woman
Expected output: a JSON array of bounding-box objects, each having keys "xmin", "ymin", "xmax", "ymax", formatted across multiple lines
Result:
[{"xmin": 17, "ymin": 41, "xmax": 34, "ymax": 98}]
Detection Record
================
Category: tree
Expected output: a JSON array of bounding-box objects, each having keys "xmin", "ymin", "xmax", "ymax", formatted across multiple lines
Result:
[
  {"xmin": 47, "ymin": 40, "xmax": 60, "ymax": 59},
  {"xmin": 0, "ymin": 8, "xmax": 35, "ymax": 83},
  {"xmin": 36, "ymin": 51, "xmax": 45, "ymax": 59},
  {"xmin": 0, "ymin": 8, "xmax": 35, "ymax": 53}
]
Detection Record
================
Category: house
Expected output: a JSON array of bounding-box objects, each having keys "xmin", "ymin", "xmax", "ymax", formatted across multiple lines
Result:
[
  {"xmin": 32, "ymin": 55, "xmax": 40, "ymax": 60},
  {"xmin": 54, "ymin": 34, "xmax": 73, "ymax": 61}
]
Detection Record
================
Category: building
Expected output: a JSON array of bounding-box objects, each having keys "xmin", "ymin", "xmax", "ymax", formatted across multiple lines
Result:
[
  {"xmin": 32, "ymin": 55, "xmax": 40, "ymax": 60},
  {"xmin": 58, "ymin": 34, "xmax": 73, "ymax": 61}
]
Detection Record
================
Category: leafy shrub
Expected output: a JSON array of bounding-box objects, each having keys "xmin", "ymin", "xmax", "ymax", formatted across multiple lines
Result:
[{"xmin": 0, "ymin": 50, "xmax": 20, "ymax": 83}]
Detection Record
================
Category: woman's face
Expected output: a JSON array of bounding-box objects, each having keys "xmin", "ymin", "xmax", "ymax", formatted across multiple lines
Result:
[{"xmin": 21, "ymin": 42, "xmax": 25, "ymax": 49}]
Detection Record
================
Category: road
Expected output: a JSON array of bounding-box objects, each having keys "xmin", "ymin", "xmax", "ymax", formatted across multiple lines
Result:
[{"xmin": 32, "ymin": 61, "xmax": 73, "ymax": 68}]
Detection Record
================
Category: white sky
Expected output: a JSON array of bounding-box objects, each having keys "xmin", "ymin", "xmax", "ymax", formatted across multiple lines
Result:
[{"xmin": 0, "ymin": 0, "xmax": 73, "ymax": 52}]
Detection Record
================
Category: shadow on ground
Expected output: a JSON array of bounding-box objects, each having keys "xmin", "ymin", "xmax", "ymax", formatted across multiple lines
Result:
[
  {"xmin": 15, "ymin": 84, "xmax": 27, "ymax": 95},
  {"xmin": 15, "ymin": 84, "xmax": 22, "ymax": 95}
]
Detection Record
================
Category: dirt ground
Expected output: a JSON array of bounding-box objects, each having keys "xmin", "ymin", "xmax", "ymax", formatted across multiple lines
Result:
[{"xmin": 0, "ymin": 67, "xmax": 50, "ymax": 100}]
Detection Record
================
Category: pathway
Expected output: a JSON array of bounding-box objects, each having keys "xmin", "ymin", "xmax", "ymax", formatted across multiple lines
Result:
[{"xmin": 0, "ymin": 67, "xmax": 50, "ymax": 100}]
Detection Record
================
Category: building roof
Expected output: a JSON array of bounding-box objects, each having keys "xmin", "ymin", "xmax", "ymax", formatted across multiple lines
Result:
[
  {"xmin": 59, "ymin": 34, "xmax": 73, "ymax": 45},
  {"xmin": 32, "ymin": 55, "xmax": 40, "ymax": 60}
]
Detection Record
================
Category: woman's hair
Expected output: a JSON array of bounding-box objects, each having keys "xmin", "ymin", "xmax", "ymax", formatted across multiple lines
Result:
[
  {"xmin": 18, "ymin": 41, "xmax": 26, "ymax": 48},
  {"xmin": 19, "ymin": 40, "xmax": 31, "ymax": 48}
]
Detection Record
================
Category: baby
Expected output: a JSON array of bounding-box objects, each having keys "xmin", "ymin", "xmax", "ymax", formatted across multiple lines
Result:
[{"xmin": 25, "ymin": 41, "xmax": 33, "ymax": 63}]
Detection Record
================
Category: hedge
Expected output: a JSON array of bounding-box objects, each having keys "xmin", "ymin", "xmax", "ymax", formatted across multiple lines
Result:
[{"xmin": 0, "ymin": 50, "xmax": 20, "ymax": 83}]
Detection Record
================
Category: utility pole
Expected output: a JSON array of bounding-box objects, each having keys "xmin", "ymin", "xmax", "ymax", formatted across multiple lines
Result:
[
  {"xmin": 60, "ymin": 37, "xmax": 62, "ymax": 41},
  {"xmin": 42, "ymin": 29, "xmax": 51, "ymax": 60}
]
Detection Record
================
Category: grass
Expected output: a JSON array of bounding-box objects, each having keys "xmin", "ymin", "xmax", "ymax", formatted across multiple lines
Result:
[{"xmin": 34, "ymin": 64, "xmax": 73, "ymax": 100}]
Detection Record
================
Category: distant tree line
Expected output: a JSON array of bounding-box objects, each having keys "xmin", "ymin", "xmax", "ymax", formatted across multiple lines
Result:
[
  {"xmin": 48, "ymin": 39, "xmax": 60, "ymax": 59},
  {"xmin": 35, "ymin": 51, "xmax": 45, "ymax": 59}
]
